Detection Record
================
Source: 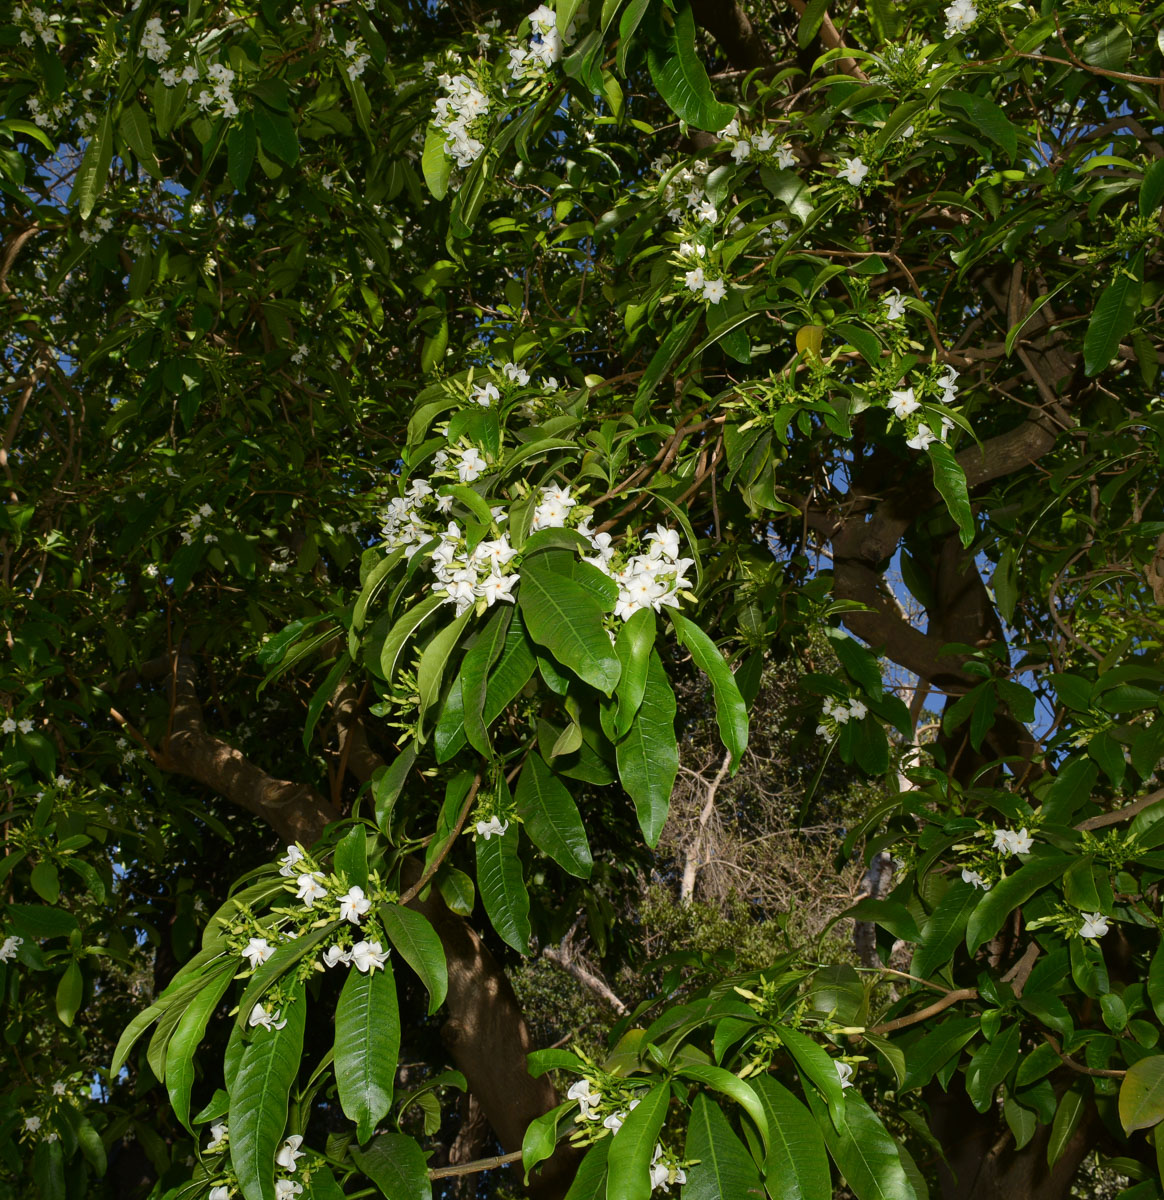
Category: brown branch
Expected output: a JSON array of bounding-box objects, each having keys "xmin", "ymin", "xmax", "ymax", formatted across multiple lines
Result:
[
  {"xmin": 1076, "ymin": 787, "xmax": 1164, "ymax": 832},
  {"xmin": 429, "ymin": 1150, "xmax": 524, "ymax": 1180},
  {"xmin": 1042, "ymin": 1034, "xmax": 1126, "ymax": 1079},
  {"xmin": 871, "ymin": 988, "xmax": 978, "ymax": 1035},
  {"xmin": 0, "ymin": 224, "xmax": 39, "ymax": 294},
  {"xmin": 398, "ymin": 772, "xmax": 482, "ymax": 905}
]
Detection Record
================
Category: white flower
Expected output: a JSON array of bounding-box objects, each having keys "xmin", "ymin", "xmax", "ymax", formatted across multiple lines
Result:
[
  {"xmin": 882, "ymin": 291, "xmax": 907, "ymax": 320},
  {"xmin": 242, "ymin": 938, "xmax": 275, "ymax": 969},
  {"xmin": 475, "ymin": 816, "xmax": 509, "ymax": 840},
  {"xmin": 684, "ymin": 267, "xmax": 706, "ymax": 293},
  {"xmin": 567, "ymin": 1080, "xmax": 601, "ymax": 1119},
  {"xmin": 702, "ymin": 278, "xmax": 727, "ymax": 304},
  {"xmin": 906, "ymin": 426, "xmax": 937, "ymax": 451},
  {"xmin": 479, "ymin": 572, "xmax": 518, "ymax": 607},
  {"xmin": 276, "ymin": 1135, "xmax": 306, "ymax": 1171},
  {"xmin": 992, "ymin": 828, "xmax": 1033, "ymax": 856},
  {"xmin": 502, "ymin": 362, "xmax": 530, "ymax": 385},
  {"xmin": 835, "ymin": 1061, "xmax": 855, "ymax": 1089},
  {"xmin": 847, "ymin": 699, "xmax": 868, "ymax": 721},
  {"xmin": 1, "ymin": 718, "xmax": 15, "ymax": 734},
  {"xmin": 645, "ymin": 525, "xmax": 681, "ymax": 561},
  {"xmin": 471, "ymin": 382, "xmax": 500, "ymax": 407},
  {"xmin": 944, "ymin": 0, "xmax": 978, "ymax": 36},
  {"xmin": 603, "ymin": 1111, "xmax": 626, "ymax": 1132},
  {"xmin": 274, "ymin": 1182, "xmax": 303, "ymax": 1200},
  {"xmin": 206, "ymin": 1123, "xmax": 229, "ymax": 1152},
  {"xmin": 322, "ymin": 945, "xmax": 351, "ymax": 969},
  {"xmin": 209, "ymin": 1188, "xmax": 231, "ymax": 1200},
  {"xmin": 24, "ymin": 1115, "xmax": 41, "ymax": 1133},
  {"xmin": 720, "ymin": 117, "xmax": 739, "ymax": 137},
  {"xmin": 961, "ymin": 868, "xmax": 989, "ymax": 890},
  {"xmin": 753, "ymin": 130, "xmax": 775, "ymax": 153},
  {"xmin": 774, "ymin": 144, "xmax": 796, "ymax": 169},
  {"xmin": 457, "ymin": 448, "xmax": 485, "ymax": 483},
  {"xmin": 696, "ymin": 198, "xmax": 718, "ymax": 223},
  {"xmin": 295, "ymin": 873, "xmax": 328, "ymax": 908},
  {"xmin": 0, "ymin": 935, "xmax": 24, "ymax": 962},
  {"xmin": 528, "ymin": 3, "xmax": 556, "ymax": 36},
  {"xmin": 838, "ymin": 157, "xmax": 868, "ymax": 186},
  {"xmin": 52, "ymin": 1082, "xmax": 67, "ymax": 1097},
  {"xmin": 248, "ymin": 1004, "xmax": 288, "ymax": 1032},
  {"xmin": 888, "ymin": 387, "xmax": 919, "ymax": 419},
  {"xmin": 338, "ymin": 886, "xmax": 372, "ymax": 924},
  {"xmin": 278, "ymin": 846, "xmax": 305, "ymax": 876},
  {"xmin": 1079, "ymin": 912, "xmax": 1109, "ymax": 939},
  {"xmin": 731, "ymin": 140, "xmax": 751, "ymax": 163},
  {"xmin": 350, "ymin": 940, "xmax": 388, "ymax": 973}
]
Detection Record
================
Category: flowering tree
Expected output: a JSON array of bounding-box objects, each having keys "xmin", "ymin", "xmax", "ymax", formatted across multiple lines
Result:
[{"xmin": 2, "ymin": 0, "xmax": 1164, "ymax": 1198}]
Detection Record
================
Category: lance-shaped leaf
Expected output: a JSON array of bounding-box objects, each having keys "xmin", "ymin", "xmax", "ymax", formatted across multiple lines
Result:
[
  {"xmin": 335, "ymin": 960, "xmax": 401, "ymax": 1143},
  {"xmin": 751, "ymin": 1076, "xmax": 831, "ymax": 1200},
  {"xmin": 519, "ymin": 556, "xmax": 620, "ymax": 694},
  {"xmin": 476, "ymin": 823, "xmax": 531, "ymax": 953},
  {"xmin": 613, "ymin": 607, "xmax": 656, "ymax": 737},
  {"xmin": 802, "ymin": 1086, "xmax": 918, "ymax": 1200},
  {"xmin": 606, "ymin": 1082, "xmax": 671, "ymax": 1200},
  {"xmin": 927, "ymin": 442, "xmax": 974, "ymax": 548},
  {"xmin": 683, "ymin": 1093, "xmax": 763, "ymax": 1200},
  {"xmin": 230, "ymin": 981, "xmax": 307, "ymax": 1200},
  {"xmin": 1119, "ymin": 1055, "xmax": 1164, "ymax": 1134},
  {"xmin": 1084, "ymin": 254, "xmax": 1143, "ymax": 377},
  {"xmin": 615, "ymin": 650, "xmax": 678, "ymax": 847},
  {"xmin": 166, "ymin": 963, "xmax": 236, "ymax": 1132},
  {"xmin": 646, "ymin": 2, "xmax": 735, "ymax": 132},
  {"xmin": 773, "ymin": 1025, "xmax": 846, "ymax": 1130},
  {"xmin": 381, "ymin": 903, "xmax": 448, "ymax": 1014},
  {"xmin": 671, "ymin": 613, "xmax": 747, "ymax": 770},
  {"xmin": 70, "ymin": 109, "xmax": 114, "ymax": 219},
  {"xmin": 515, "ymin": 751, "xmax": 593, "ymax": 878},
  {"xmin": 965, "ymin": 854, "xmax": 1071, "ymax": 953},
  {"xmin": 459, "ymin": 604, "xmax": 512, "ymax": 755},
  {"xmin": 350, "ymin": 1133, "xmax": 432, "ymax": 1200}
]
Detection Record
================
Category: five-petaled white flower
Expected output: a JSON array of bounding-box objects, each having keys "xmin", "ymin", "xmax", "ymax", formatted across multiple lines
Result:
[
  {"xmin": 277, "ymin": 846, "xmax": 304, "ymax": 876},
  {"xmin": 18, "ymin": 718, "xmax": 33, "ymax": 734},
  {"xmin": 702, "ymin": 278, "xmax": 727, "ymax": 304},
  {"xmin": 24, "ymin": 1116, "xmax": 41, "ymax": 1133},
  {"xmin": 882, "ymin": 291, "xmax": 908, "ymax": 320},
  {"xmin": 1, "ymin": 718, "xmax": 15, "ymax": 734},
  {"xmin": 206, "ymin": 1122, "xmax": 229, "ymax": 1152},
  {"xmin": 888, "ymin": 387, "xmax": 919, "ymax": 419},
  {"xmin": 295, "ymin": 872, "xmax": 328, "ymax": 907},
  {"xmin": 992, "ymin": 828, "xmax": 1033, "ymax": 856},
  {"xmin": 322, "ymin": 945, "xmax": 351, "ymax": 969},
  {"xmin": 476, "ymin": 816, "xmax": 509, "ymax": 840},
  {"xmin": 350, "ymin": 940, "xmax": 388, "ymax": 973},
  {"xmin": 242, "ymin": 938, "xmax": 275, "ymax": 970},
  {"xmin": 603, "ymin": 1111, "xmax": 626, "ymax": 1132},
  {"xmin": 838, "ymin": 157, "xmax": 868, "ymax": 186},
  {"xmin": 0, "ymin": 935, "xmax": 23, "ymax": 962},
  {"xmin": 1079, "ymin": 912, "xmax": 1109, "ymax": 939},
  {"xmin": 276, "ymin": 1135, "xmax": 306, "ymax": 1172},
  {"xmin": 835, "ymin": 1061, "xmax": 855, "ymax": 1089},
  {"xmin": 961, "ymin": 868, "xmax": 989, "ymax": 891},
  {"xmin": 731, "ymin": 140, "xmax": 751, "ymax": 163},
  {"xmin": 52, "ymin": 1081, "xmax": 67, "ymax": 1097},
  {"xmin": 248, "ymin": 1004, "xmax": 288, "ymax": 1032},
  {"xmin": 848, "ymin": 699, "xmax": 868, "ymax": 721},
  {"xmin": 944, "ymin": 0, "xmax": 977, "ymax": 36},
  {"xmin": 338, "ymin": 886, "xmax": 372, "ymax": 924},
  {"xmin": 274, "ymin": 1182, "xmax": 303, "ymax": 1200},
  {"xmin": 471, "ymin": 382, "xmax": 500, "ymax": 407},
  {"xmin": 906, "ymin": 426, "xmax": 938, "ymax": 451},
  {"xmin": 567, "ymin": 1080, "xmax": 601, "ymax": 1120}
]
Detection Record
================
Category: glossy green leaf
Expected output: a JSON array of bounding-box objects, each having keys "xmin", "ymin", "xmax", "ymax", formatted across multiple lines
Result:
[
  {"xmin": 476, "ymin": 823, "xmax": 531, "ymax": 953},
  {"xmin": 966, "ymin": 855, "xmax": 1072, "ymax": 953},
  {"xmin": 515, "ymin": 751, "xmax": 593, "ymax": 878},
  {"xmin": 774, "ymin": 1025, "xmax": 845, "ymax": 1129},
  {"xmin": 613, "ymin": 606, "xmax": 656, "ymax": 737},
  {"xmin": 336, "ymin": 961, "xmax": 401, "ymax": 1143},
  {"xmin": 1084, "ymin": 255, "xmax": 1142, "ymax": 377},
  {"xmin": 381, "ymin": 903, "xmax": 447, "ymax": 1014},
  {"xmin": 683, "ymin": 1093, "xmax": 764, "ymax": 1200},
  {"xmin": 751, "ymin": 1075, "xmax": 831, "ymax": 1200},
  {"xmin": 166, "ymin": 964, "xmax": 235, "ymax": 1131},
  {"xmin": 965, "ymin": 1022, "xmax": 1021, "ymax": 1112},
  {"xmin": 646, "ymin": 2, "xmax": 735, "ymax": 132},
  {"xmin": 350, "ymin": 1132, "xmax": 432, "ymax": 1200},
  {"xmin": 1120, "ymin": 1055, "xmax": 1164, "ymax": 1134},
  {"xmin": 70, "ymin": 108, "xmax": 113, "ymax": 219},
  {"xmin": 927, "ymin": 442, "xmax": 974, "ymax": 548},
  {"xmin": 671, "ymin": 613, "xmax": 747, "ymax": 770},
  {"xmin": 803, "ymin": 1087, "xmax": 918, "ymax": 1200},
  {"xmin": 615, "ymin": 649, "xmax": 679, "ymax": 847},
  {"xmin": 606, "ymin": 1082, "xmax": 671, "ymax": 1200}
]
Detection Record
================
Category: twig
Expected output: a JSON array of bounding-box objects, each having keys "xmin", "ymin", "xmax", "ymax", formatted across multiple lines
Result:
[
  {"xmin": 871, "ymin": 988, "xmax": 978, "ymax": 1035},
  {"xmin": 399, "ymin": 772, "xmax": 482, "ymax": 905},
  {"xmin": 428, "ymin": 1150, "xmax": 524, "ymax": 1180},
  {"xmin": 1042, "ymin": 1034, "xmax": 1125, "ymax": 1079},
  {"xmin": 1076, "ymin": 788, "xmax": 1164, "ymax": 832}
]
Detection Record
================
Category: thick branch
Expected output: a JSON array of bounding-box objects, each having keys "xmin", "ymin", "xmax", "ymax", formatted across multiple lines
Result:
[
  {"xmin": 156, "ymin": 652, "xmax": 339, "ymax": 844},
  {"xmin": 690, "ymin": 0, "xmax": 772, "ymax": 73}
]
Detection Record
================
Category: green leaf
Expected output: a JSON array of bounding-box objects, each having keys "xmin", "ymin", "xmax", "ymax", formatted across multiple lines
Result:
[
  {"xmin": 683, "ymin": 1093, "xmax": 763, "ymax": 1200},
  {"xmin": 55, "ymin": 959, "xmax": 83, "ymax": 1026},
  {"xmin": 606, "ymin": 1082, "xmax": 671, "ymax": 1200},
  {"xmin": 943, "ymin": 91, "xmax": 1019, "ymax": 158},
  {"xmin": 70, "ymin": 109, "xmax": 114, "ymax": 219},
  {"xmin": 670, "ymin": 613, "xmax": 748, "ymax": 770},
  {"xmin": 336, "ymin": 962, "xmax": 401, "ymax": 1143},
  {"xmin": 518, "ymin": 556, "xmax": 621, "ymax": 694},
  {"xmin": 566, "ymin": 1138, "xmax": 611, "ymax": 1200},
  {"xmin": 118, "ymin": 102, "xmax": 159, "ymax": 175},
  {"xmin": 1041, "ymin": 758, "xmax": 1098, "ymax": 823},
  {"xmin": 417, "ymin": 608, "xmax": 472, "ymax": 734},
  {"xmin": 966, "ymin": 855, "xmax": 1072, "ymax": 953},
  {"xmin": 927, "ymin": 442, "xmax": 974, "ymax": 548},
  {"xmin": 634, "ymin": 310, "xmax": 700, "ymax": 417},
  {"xmin": 613, "ymin": 607, "xmax": 656, "ymax": 737},
  {"xmin": 380, "ymin": 592, "xmax": 445, "ymax": 683},
  {"xmin": 1004, "ymin": 1097, "xmax": 1037, "ymax": 1151},
  {"xmin": 615, "ymin": 650, "xmax": 679, "ymax": 848},
  {"xmin": 373, "ymin": 744, "xmax": 418, "ymax": 833},
  {"xmin": 227, "ymin": 116, "xmax": 256, "ymax": 191},
  {"xmin": 460, "ymin": 605, "xmax": 512, "ymax": 755},
  {"xmin": 796, "ymin": 0, "xmax": 832, "ymax": 47},
  {"xmin": 523, "ymin": 1101, "xmax": 570, "ymax": 1180},
  {"xmin": 912, "ymin": 880, "xmax": 979, "ymax": 980},
  {"xmin": 676, "ymin": 1064, "xmax": 768, "ymax": 1151},
  {"xmin": 421, "ymin": 125, "xmax": 452, "ymax": 200},
  {"xmin": 235, "ymin": 924, "xmax": 336, "ymax": 1030},
  {"xmin": 350, "ymin": 1133, "xmax": 432, "ymax": 1200},
  {"xmin": 1120, "ymin": 1055, "xmax": 1164, "ymax": 1134},
  {"xmin": 230, "ymin": 980, "xmax": 306, "ymax": 1200},
  {"xmin": 32, "ymin": 1139, "xmax": 65, "ymax": 1200},
  {"xmin": 646, "ymin": 2, "xmax": 735, "ymax": 132},
  {"xmin": 965, "ymin": 1022, "xmax": 1021, "ymax": 1113},
  {"xmin": 515, "ymin": 751, "xmax": 593, "ymax": 878},
  {"xmin": 900, "ymin": 1017, "xmax": 980, "ymax": 1092},
  {"xmin": 381, "ymin": 903, "xmax": 448, "ymax": 1014},
  {"xmin": 773, "ymin": 1025, "xmax": 845, "ymax": 1130},
  {"xmin": 476, "ymin": 823, "xmax": 531, "ymax": 953},
  {"xmin": 803, "ymin": 1087, "xmax": 918, "ymax": 1200},
  {"xmin": 1140, "ymin": 158, "xmax": 1164, "ymax": 218},
  {"xmin": 1047, "ymin": 1086, "xmax": 1087, "ymax": 1166},
  {"xmin": 166, "ymin": 965, "xmax": 235, "ymax": 1131},
  {"xmin": 254, "ymin": 104, "xmax": 299, "ymax": 165},
  {"xmin": 751, "ymin": 1076, "xmax": 831, "ymax": 1200},
  {"xmin": 1083, "ymin": 254, "xmax": 1142, "ymax": 377},
  {"xmin": 31, "ymin": 860, "xmax": 60, "ymax": 904},
  {"xmin": 303, "ymin": 653, "xmax": 351, "ymax": 751}
]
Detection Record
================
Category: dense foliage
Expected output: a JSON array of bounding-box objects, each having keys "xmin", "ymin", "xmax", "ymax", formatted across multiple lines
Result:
[{"xmin": 3, "ymin": 0, "xmax": 1164, "ymax": 1198}]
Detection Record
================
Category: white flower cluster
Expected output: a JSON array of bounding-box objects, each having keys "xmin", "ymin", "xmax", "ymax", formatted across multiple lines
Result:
[
  {"xmin": 0, "ymin": 934, "xmax": 23, "ymax": 963},
  {"xmin": 180, "ymin": 501, "xmax": 217, "ymax": 545},
  {"xmin": 944, "ymin": 0, "xmax": 978, "ymax": 36},
  {"xmin": 321, "ymin": 940, "xmax": 388, "ymax": 973},
  {"xmin": 26, "ymin": 94, "xmax": 71, "ymax": 131},
  {"xmin": 140, "ymin": 16, "xmax": 171, "ymax": 63},
  {"xmin": 676, "ymin": 242, "xmax": 727, "ymax": 305},
  {"xmin": 887, "ymin": 365, "xmax": 960, "ymax": 451},
  {"xmin": 341, "ymin": 38, "xmax": 371, "ymax": 81},
  {"xmin": 992, "ymin": 827, "xmax": 1033, "ymax": 856},
  {"xmin": 719, "ymin": 118, "xmax": 794, "ymax": 169},
  {"xmin": 566, "ymin": 1083, "xmax": 683, "ymax": 1190},
  {"xmin": 433, "ymin": 71, "xmax": 490, "ymax": 168},
  {"xmin": 431, "ymin": 522, "xmax": 519, "ymax": 615},
  {"xmin": 657, "ymin": 157, "xmax": 720, "ymax": 225},
  {"xmin": 196, "ymin": 62, "xmax": 240, "ymax": 120},
  {"xmin": 16, "ymin": 4, "xmax": 58, "ymax": 46},
  {"xmin": 509, "ymin": 4, "xmax": 574, "ymax": 79},
  {"xmin": 80, "ymin": 214, "xmax": 114, "ymax": 245},
  {"xmin": 815, "ymin": 695, "xmax": 868, "ymax": 738},
  {"xmin": 585, "ymin": 523, "xmax": 694, "ymax": 622},
  {"xmin": 2, "ymin": 717, "xmax": 34, "ymax": 735}
]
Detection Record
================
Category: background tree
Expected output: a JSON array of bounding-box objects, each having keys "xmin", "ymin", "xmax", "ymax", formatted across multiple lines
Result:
[{"xmin": 2, "ymin": 1, "xmax": 1164, "ymax": 1199}]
